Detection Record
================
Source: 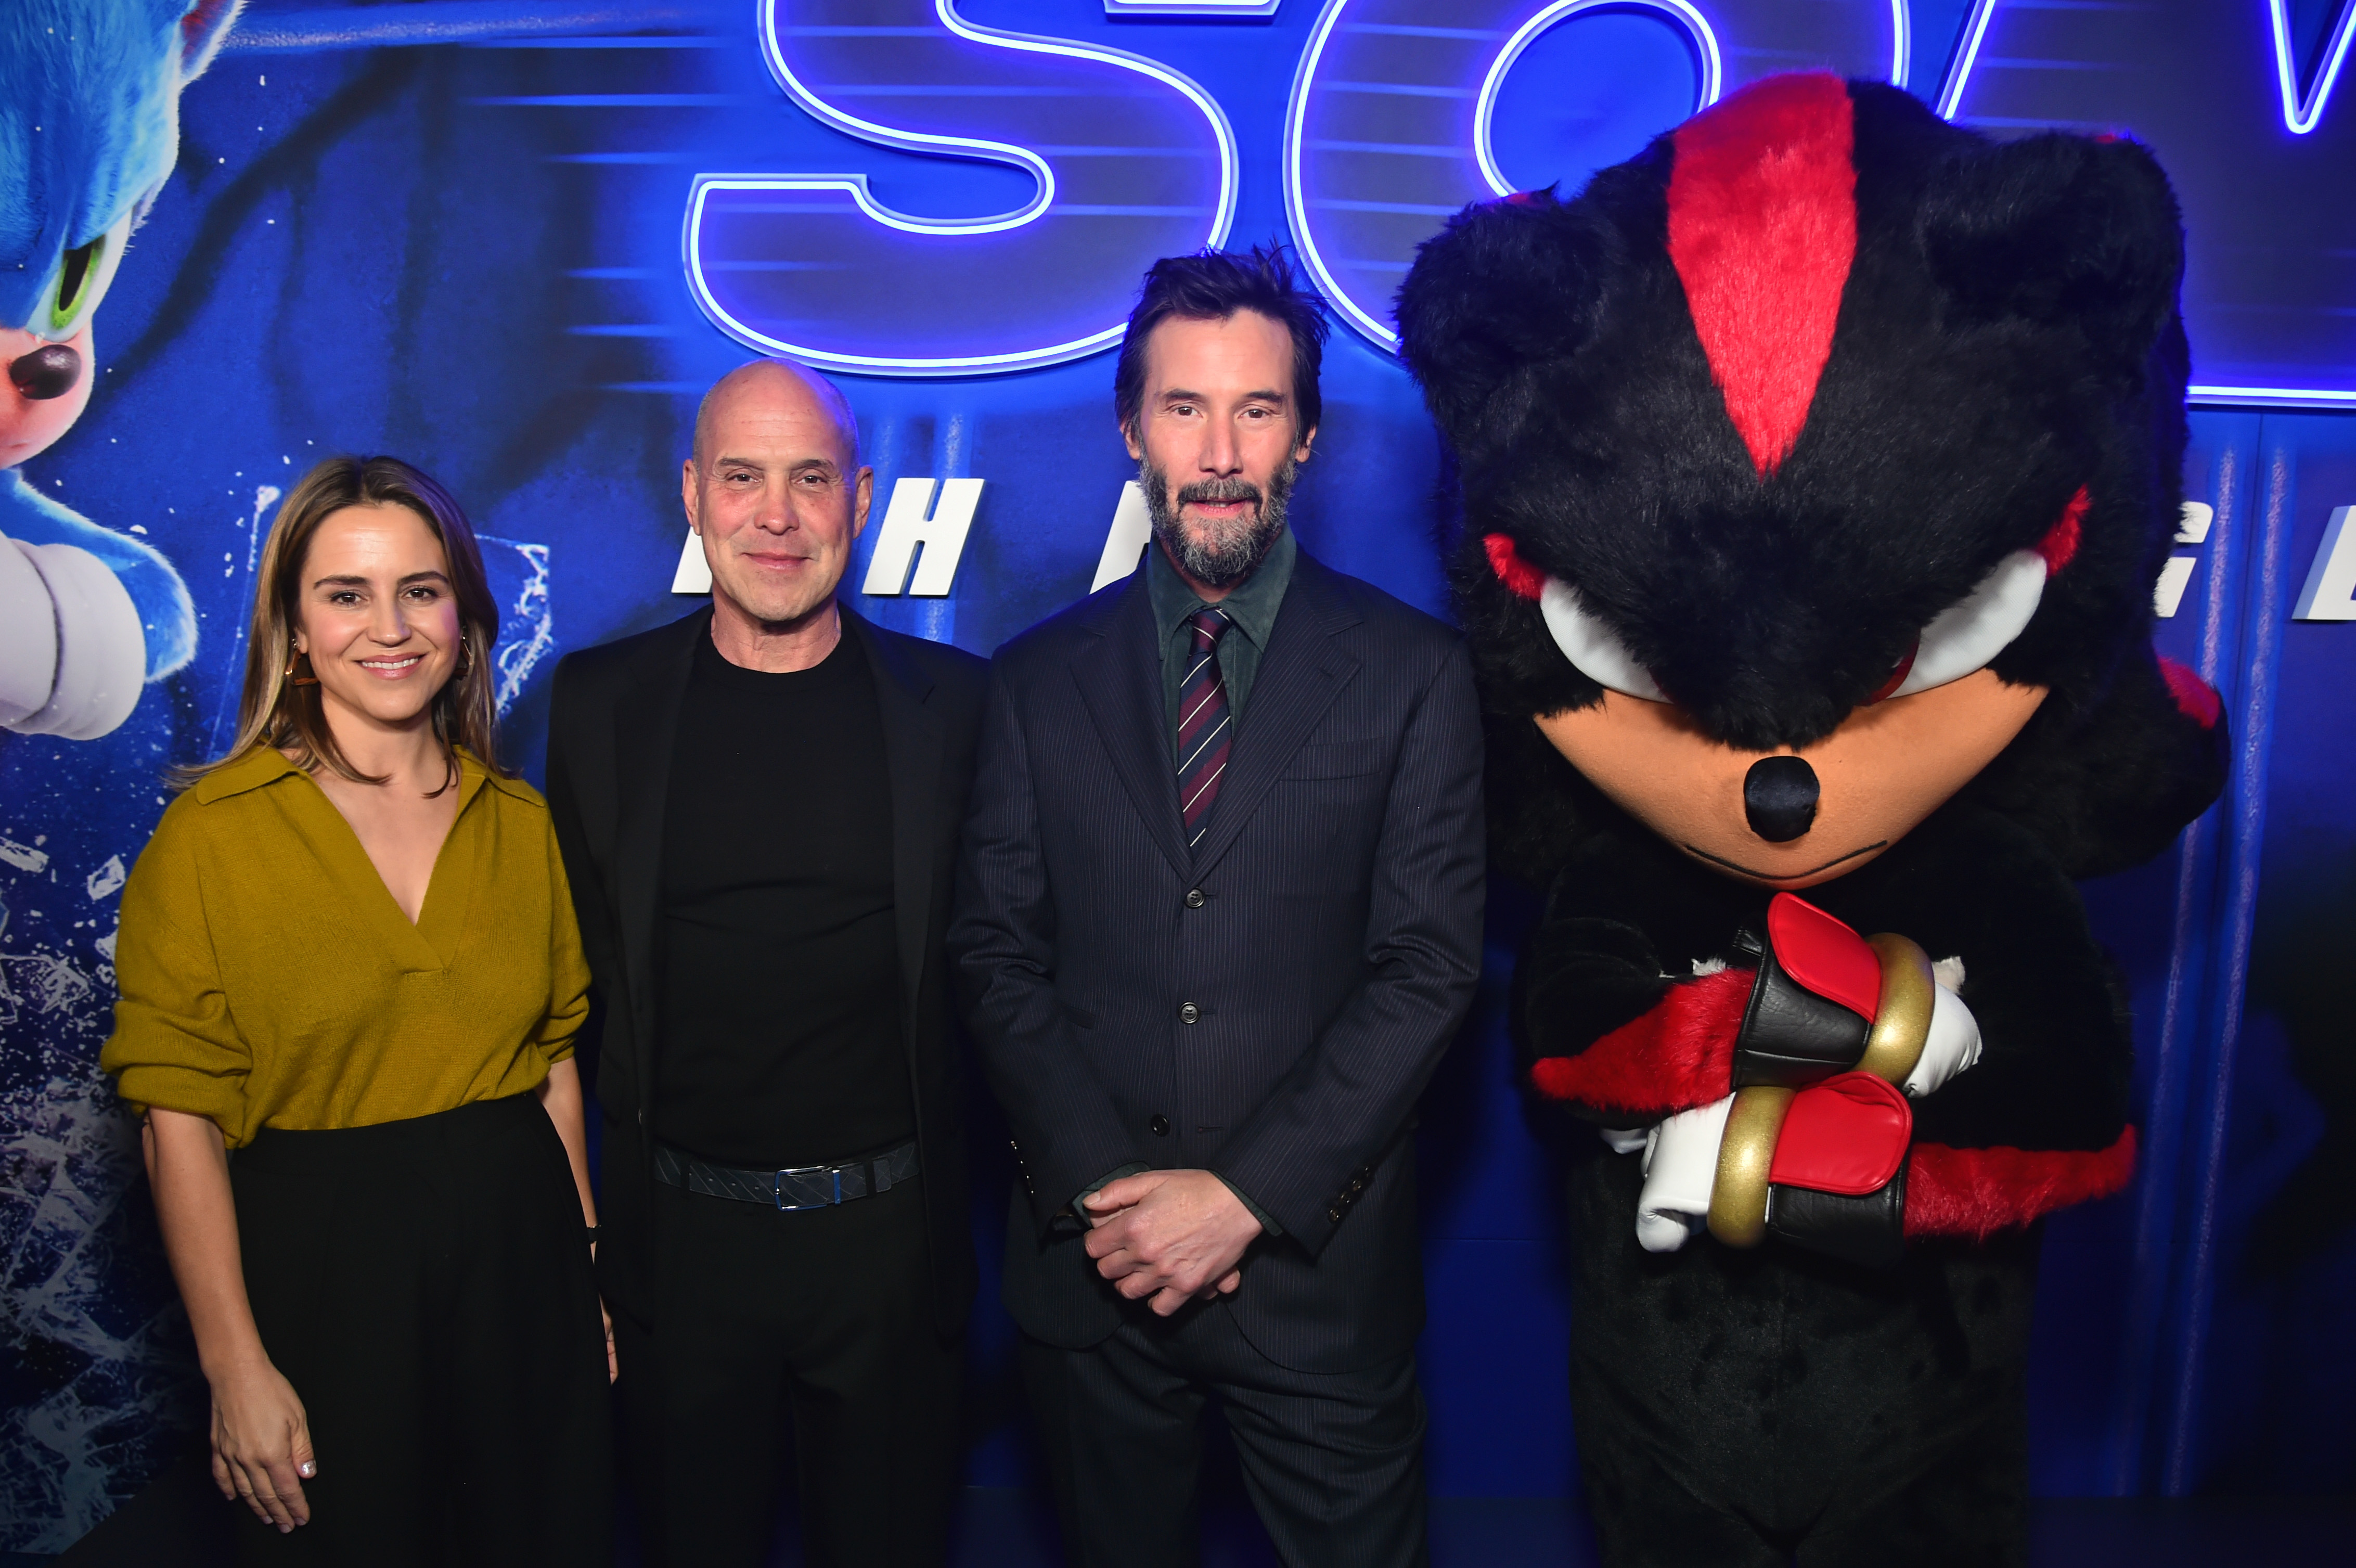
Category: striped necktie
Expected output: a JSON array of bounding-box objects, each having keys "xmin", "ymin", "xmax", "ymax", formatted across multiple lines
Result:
[{"xmin": 1177, "ymin": 607, "xmax": 1233, "ymax": 850}]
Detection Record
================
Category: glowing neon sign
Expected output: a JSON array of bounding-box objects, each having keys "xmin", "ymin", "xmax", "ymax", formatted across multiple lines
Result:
[
  {"xmin": 1941, "ymin": 0, "xmax": 2353, "ymax": 136},
  {"xmin": 1933, "ymin": 0, "xmax": 1995, "ymax": 122},
  {"xmin": 695, "ymin": 1, "xmax": 2355, "ymax": 403},
  {"xmin": 1284, "ymin": 0, "xmax": 1902, "ymax": 351},
  {"xmin": 2269, "ymin": 0, "xmax": 2356, "ymax": 135},
  {"xmin": 685, "ymin": 0, "xmax": 1237, "ymax": 375},
  {"xmin": 1104, "ymin": 1, "xmax": 1282, "ymax": 14},
  {"xmin": 1473, "ymin": 2, "xmax": 1726, "ymax": 198}
]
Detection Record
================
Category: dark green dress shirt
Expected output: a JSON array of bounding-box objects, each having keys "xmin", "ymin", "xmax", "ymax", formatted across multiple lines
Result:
[{"xmin": 1146, "ymin": 524, "xmax": 1298, "ymax": 763}]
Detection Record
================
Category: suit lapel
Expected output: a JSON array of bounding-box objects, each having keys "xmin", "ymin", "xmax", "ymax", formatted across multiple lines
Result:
[
  {"xmin": 612, "ymin": 608, "xmax": 705, "ymax": 1086},
  {"xmin": 849, "ymin": 612, "xmax": 941, "ymax": 1041},
  {"xmin": 1070, "ymin": 578, "xmax": 1192, "ymax": 879},
  {"xmin": 1189, "ymin": 555, "xmax": 1363, "ymax": 878}
]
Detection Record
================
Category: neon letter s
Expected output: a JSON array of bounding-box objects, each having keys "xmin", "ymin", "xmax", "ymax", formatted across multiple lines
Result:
[{"xmin": 686, "ymin": 0, "xmax": 1238, "ymax": 377}]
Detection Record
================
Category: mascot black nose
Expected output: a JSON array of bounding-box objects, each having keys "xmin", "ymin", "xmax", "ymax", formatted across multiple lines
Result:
[
  {"xmin": 9, "ymin": 345, "xmax": 82, "ymax": 401},
  {"xmin": 1744, "ymin": 756, "xmax": 1819, "ymax": 842}
]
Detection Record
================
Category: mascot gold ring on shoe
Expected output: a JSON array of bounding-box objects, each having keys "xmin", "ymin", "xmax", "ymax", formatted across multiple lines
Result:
[{"xmin": 1397, "ymin": 71, "xmax": 2226, "ymax": 1565}]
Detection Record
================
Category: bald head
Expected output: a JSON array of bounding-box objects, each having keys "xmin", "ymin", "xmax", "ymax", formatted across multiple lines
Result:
[
  {"xmin": 683, "ymin": 356, "xmax": 876, "ymax": 657},
  {"xmin": 693, "ymin": 358, "xmax": 861, "ymax": 470}
]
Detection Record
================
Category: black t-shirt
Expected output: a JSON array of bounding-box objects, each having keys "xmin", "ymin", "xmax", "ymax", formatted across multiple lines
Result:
[{"xmin": 655, "ymin": 628, "xmax": 911, "ymax": 1167}]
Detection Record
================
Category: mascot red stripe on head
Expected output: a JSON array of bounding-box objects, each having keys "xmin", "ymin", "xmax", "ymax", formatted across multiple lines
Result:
[
  {"xmin": 1665, "ymin": 71, "xmax": 1856, "ymax": 480},
  {"xmin": 1398, "ymin": 70, "xmax": 2225, "ymax": 1563}
]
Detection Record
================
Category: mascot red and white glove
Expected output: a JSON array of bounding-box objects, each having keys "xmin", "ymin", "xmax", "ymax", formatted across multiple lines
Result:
[{"xmin": 1629, "ymin": 894, "xmax": 1980, "ymax": 1266}]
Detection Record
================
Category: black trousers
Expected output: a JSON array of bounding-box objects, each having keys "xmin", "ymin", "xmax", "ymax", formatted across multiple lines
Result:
[
  {"xmin": 1566, "ymin": 1146, "xmax": 2037, "ymax": 1568},
  {"xmin": 1020, "ymin": 1303, "xmax": 1429, "ymax": 1568},
  {"xmin": 615, "ymin": 1173, "xmax": 962, "ymax": 1568},
  {"xmin": 227, "ymin": 1093, "xmax": 613, "ymax": 1567}
]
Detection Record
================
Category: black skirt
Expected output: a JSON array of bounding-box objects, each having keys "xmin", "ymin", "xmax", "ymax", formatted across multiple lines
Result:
[{"xmin": 228, "ymin": 1091, "xmax": 612, "ymax": 1566}]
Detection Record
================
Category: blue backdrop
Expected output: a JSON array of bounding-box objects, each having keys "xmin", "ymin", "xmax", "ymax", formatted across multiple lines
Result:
[{"xmin": 4, "ymin": 0, "xmax": 2353, "ymax": 1553}]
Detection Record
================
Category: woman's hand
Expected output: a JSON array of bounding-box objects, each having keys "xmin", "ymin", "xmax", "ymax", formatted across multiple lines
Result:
[
  {"xmin": 143, "ymin": 1110, "xmax": 316, "ymax": 1531},
  {"xmin": 208, "ymin": 1357, "xmax": 316, "ymax": 1532},
  {"xmin": 539, "ymin": 1062, "xmax": 613, "ymax": 1383},
  {"xmin": 595, "ymin": 1239, "xmax": 615, "ymax": 1383}
]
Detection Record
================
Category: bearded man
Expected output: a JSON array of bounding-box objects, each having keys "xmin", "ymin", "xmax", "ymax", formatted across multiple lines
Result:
[{"xmin": 948, "ymin": 247, "xmax": 1485, "ymax": 1568}]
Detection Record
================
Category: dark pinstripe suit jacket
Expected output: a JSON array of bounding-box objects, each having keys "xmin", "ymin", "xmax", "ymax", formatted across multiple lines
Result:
[{"xmin": 950, "ymin": 549, "xmax": 1484, "ymax": 1373}]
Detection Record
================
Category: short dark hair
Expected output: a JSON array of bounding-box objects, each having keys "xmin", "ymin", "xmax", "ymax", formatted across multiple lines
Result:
[{"xmin": 1114, "ymin": 245, "xmax": 1330, "ymax": 441}]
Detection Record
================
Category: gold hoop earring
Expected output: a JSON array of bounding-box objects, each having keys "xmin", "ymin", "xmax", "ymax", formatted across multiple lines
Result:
[
  {"xmin": 455, "ymin": 636, "xmax": 474, "ymax": 679},
  {"xmin": 284, "ymin": 647, "xmax": 319, "ymax": 688}
]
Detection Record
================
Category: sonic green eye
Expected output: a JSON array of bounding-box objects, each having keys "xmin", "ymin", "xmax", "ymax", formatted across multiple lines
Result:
[
  {"xmin": 49, "ymin": 237, "xmax": 104, "ymax": 330},
  {"xmin": 40, "ymin": 209, "xmax": 134, "ymax": 342}
]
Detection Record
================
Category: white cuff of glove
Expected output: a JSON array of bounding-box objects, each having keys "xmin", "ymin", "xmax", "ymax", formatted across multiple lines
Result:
[
  {"xmin": 1902, "ymin": 981, "xmax": 1982, "ymax": 1099},
  {"xmin": 0, "ymin": 538, "xmax": 60, "ymax": 728},
  {"xmin": 0, "ymin": 538, "xmax": 145, "ymax": 739},
  {"xmin": 1635, "ymin": 1095, "xmax": 1735, "ymax": 1253}
]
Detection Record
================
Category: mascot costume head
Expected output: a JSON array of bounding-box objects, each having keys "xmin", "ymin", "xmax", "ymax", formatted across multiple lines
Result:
[{"xmin": 1397, "ymin": 74, "xmax": 2224, "ymax": 1565}]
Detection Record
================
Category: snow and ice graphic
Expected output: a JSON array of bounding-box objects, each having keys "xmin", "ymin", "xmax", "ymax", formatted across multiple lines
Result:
[
  {"xmin": 0, "ymin": 823, "xmax": 200, "ymax": 1552},
  {"xmin": 81, "ymin": 858, "xmax": 125, "ymax": 904},
  {"xmin": 481, "ymin": 536, "xmax": 555, "ymax": 719}
]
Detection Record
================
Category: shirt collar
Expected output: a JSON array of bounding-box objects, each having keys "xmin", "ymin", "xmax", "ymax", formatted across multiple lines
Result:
[
  {"xmin": 1145, "ymin": 523, "xmax": 1297, "ymax": 652},
  {"xmin": 192, "ymin": 742, "xmax": 501, "ymax": 806}
]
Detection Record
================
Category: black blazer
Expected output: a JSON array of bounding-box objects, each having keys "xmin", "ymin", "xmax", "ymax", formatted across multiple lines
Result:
[
  {"xmin": 949, "ymin": 551, "xmax": 1485, "ymax": 1373},
  {"xmin": 546, "ymin": 604, "xmax": 986, "ymax": 1336}
]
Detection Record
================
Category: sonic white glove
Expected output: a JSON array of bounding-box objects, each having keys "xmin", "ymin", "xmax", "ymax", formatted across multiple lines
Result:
[{"xmin": 0, "ymin": 536, "xmax": 146, "ymax": 739}]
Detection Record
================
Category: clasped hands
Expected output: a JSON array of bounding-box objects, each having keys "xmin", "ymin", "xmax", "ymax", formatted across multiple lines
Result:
[{"xmin": 1082, "ymin": 1169, "xmax": 1261, "ymax": 1316}]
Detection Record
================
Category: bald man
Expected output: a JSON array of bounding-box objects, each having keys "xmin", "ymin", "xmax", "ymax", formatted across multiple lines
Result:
[{"xmin": 547, "ymin": 359, "xmax": 985, "ymax": 1567}]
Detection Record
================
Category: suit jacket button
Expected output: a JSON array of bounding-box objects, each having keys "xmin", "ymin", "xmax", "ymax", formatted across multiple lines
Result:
[
  {"xmin": 1185, "ymin": 889, "xmax": 1206, "ymax": 908},
  {"xmin": 1178, "ymin": 1002, "xmax": 1200, "ymax": 1024},
  {"xmin": 1328, "ymin": 1207, "xmax": 1343, "ymax": 1224},
  {"xmin": 1349, "ymin": 1178, "xmax": 1364, "ymax": 1193},
  {"xmin": 1150, "ymin": 1114, "xmax": 1171, "ymax": 1136}
]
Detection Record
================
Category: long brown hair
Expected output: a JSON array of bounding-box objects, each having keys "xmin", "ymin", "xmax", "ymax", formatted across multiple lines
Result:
[{"xmin": 179, "ymin": 456, "xmax": 506, "ymax": 792}]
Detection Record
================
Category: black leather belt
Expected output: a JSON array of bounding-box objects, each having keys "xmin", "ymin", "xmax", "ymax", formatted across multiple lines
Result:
[{"xmin": 652, "ymin": 1139, "xmax": 919, "ymax": 1211}]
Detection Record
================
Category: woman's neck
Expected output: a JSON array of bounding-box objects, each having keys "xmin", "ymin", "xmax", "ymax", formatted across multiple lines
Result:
[{"xmin": 316, "ymin": 699, "xmax": 449, "ymax": 792}]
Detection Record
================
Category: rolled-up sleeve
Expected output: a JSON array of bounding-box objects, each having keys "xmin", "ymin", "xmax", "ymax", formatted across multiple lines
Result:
[
  {"xmin": 535, "ymin": 825, "xmax": 591, "ymax": 1065},
  {"xmin": 100, "ymin": 812, "xmax": 251, "ymax": 1142}
]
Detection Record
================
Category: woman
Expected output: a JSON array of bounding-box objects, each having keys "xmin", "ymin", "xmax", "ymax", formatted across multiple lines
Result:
[{"xmin": 101, "ymin": 457, "xmax": 613, "ymax": 1565}]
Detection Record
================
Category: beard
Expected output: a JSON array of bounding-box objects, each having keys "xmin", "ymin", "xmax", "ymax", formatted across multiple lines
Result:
[{"xmin": 1141, "ymin": 455, "xmax": 1296, "ymax": 589}]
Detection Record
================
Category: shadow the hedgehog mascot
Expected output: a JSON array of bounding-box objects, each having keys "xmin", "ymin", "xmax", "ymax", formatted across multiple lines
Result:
[{"xmin": 1395, "ymin": 73, "xmax": 2226, "ymax": 1566}]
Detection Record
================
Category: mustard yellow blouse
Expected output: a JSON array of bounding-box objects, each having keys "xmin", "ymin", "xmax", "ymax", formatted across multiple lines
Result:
[{"xmin": 100, "ymin": 747, "xmax": 590, "ymax": 1148}]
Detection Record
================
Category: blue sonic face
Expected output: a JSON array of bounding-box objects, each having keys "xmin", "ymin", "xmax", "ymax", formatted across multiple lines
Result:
[
  {"xmin": 0, "ymin": 1, "xmax": 238, "ymax": 737},
  {"xmin": 2, "ymin": 2, "xmax": 237, "ymax": 460}
]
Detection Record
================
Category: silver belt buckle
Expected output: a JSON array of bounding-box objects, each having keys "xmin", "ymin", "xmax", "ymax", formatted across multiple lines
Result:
[{"xmin": 771, "ymin": 1160, "xmax": 831, "ymax": 1210}]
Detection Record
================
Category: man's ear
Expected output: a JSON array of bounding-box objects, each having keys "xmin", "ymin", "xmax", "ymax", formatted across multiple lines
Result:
[
  {"xmin": 852, "ymin": 466, "xmax": 874, "ymax": 538},
  {"xmin": 1921, "ymin": 132, "xmax": 2185, "ymax": 380},
  {"xmin": 1294, "ymin": 426, "xmax": 1317, "ymax": 464},
  {"xmin": 680, "ymin": 458, "xmax": 700, "ymax": 533},
  {"xmin": 177, "ymin": 0, "xmax": 246, "ymax": 83},
  {"xmin": 1120, "ymin": 419, "xmax": 1143, "ymax": 461}
]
